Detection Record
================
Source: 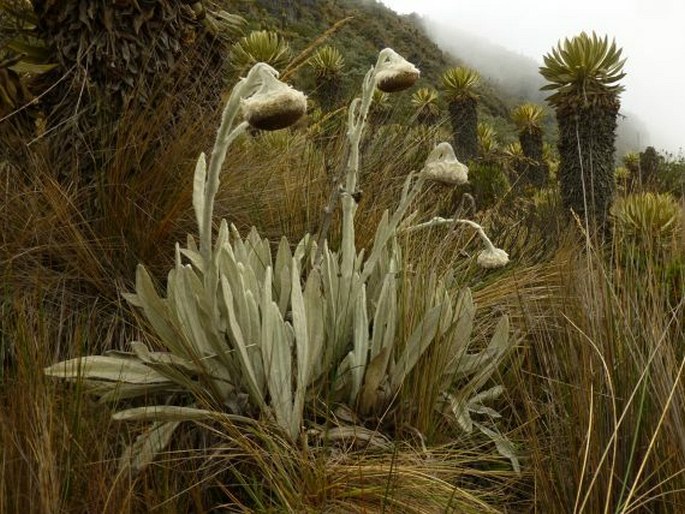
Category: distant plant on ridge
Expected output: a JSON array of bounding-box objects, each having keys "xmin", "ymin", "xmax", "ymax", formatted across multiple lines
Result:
[
  {"xmin": 511, "ymin": 102, "xmax": 549, "ymax": 187},
  {"xmin": 231, "ymin": 30, "xmax": 291, "ymax": 74},
  {"xmin": 540, "ymin": 31, "xmax": 626, "ymax": 228},
  {"xmin": 411, "ymin": 87, "xmax": 440, "ymax": 125},
  {"xmin": 308, "ymin": 45, "xmax": 345, "ymax": 111},
  {"xmin": 441, "ymin": 67, "xmax": 480, "ymax": 162},
  {"xmin": 477, "ymin": 122, "xmax": 499, "ymax": 158}
]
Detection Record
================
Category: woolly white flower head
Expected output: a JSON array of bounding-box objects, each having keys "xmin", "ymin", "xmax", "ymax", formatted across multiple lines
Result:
[
  {"xmin": 421, "ymin": 142, "xmax": 469, "ymax": 185},
  {"xmin": 477, "ymin": 247, "xmax": 509, "ymax": 269},
  {"xmin": 374, "ymin": 48, "xmax": 420, "ymax": 93},
  {"xmin": 241, "ymin": 68, "xmax": 307, "ymax": 130}
]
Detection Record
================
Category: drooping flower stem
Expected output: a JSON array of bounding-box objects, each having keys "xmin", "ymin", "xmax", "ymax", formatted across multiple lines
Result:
[
  {"xmin": 314, "ymin": 49, "xmax": 417, "ymax": 269},
  {"xmin": 457, "ymin": 219, "xmax": 498, "ymax": 253},
  {"xmin": 401, "ymin": 215, "xmax": 509, "ymax": 268},
  {"xmin": 339, "ymin": 49, "xmax": 397, "ymax": 273},
  {"xmin": 200, "ymin": 64, "xmax": 283, "ymax": 262},
  {"xmin": 404, "ymin": 217, "xmax": 496, "ymax": 251}
]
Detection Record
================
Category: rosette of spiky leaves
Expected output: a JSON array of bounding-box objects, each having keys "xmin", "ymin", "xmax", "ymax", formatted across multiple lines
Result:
[
  {"xmin": 231, "ymin": 30, "xmax": 291, "ymax": 75},
  {"xmin": 539, "ymin": 31, "xmax": 626, "ymax": 113},
  {"xmin": 44, "ymin": 61, "xmax": 315, "ymax": 472},
  {"xmin": 615, "ymin": 166, "xmax": 630, "ymax": 183},
  {"xmin": 44, "ymin": 52, "xmax": 518, "ymax": 475},
  {"xmin": 622, "ymin": 151, "xmax": 640, "ymax": 174},
  {"xmin": 373, "ymin": 89, "xmax": 390, "ymax": 109},
  {"xmin": 202, "ymin": 9, "xmax": 246, "ymax": 44},
  {"xmin": 368, "ymin": 88, "xmax": 391, "ymax": 124},
  {"xmin": 511, "ymin": 103, "xmax": 545, "ymax": 135},
  {"xmin": 44, "ymin": 170, "xmax": 516, "ymax": 473},
  {"xmin": 308, "ymin": 45, "xmax": 345, "ymax": 111},
  {"xmin": 441, "ymin": 67, "xmax": 480, "ymax": 162},
  {"xmin": 502, "ymin": 142, "xmax": 527, "ymax": 185},
  {"xmin": 44, "ymin": 222, "xmax": 323, "ymax": 471},
  {"xmin": 309, "ymin": 45, "xmax": 345, "ymax": 79},
  {"xmin": 511, "ymin": 103, "xmax": 548, "ymax": 186},
  {"xmin": 411, "ymin": 87, "xmax": 440, "ymax": 124},
  {"xmin": 441, "ymin": 67, "xmax": 480, "ymax": 102},
  {"xmin": 504, "ymin": 142, "xmax": 524, "ymax": 159},
  {"xmin": 477, "ymin": 122, "xmax": 499, "ymax": 157},
  {"xmin": 321, "ymin": 171, "xmax": 516, "ymax": 470},
  {"xmin": 611, "ymin": 192, "xmax": 680, "ymax": 249},
  {"xmin": 540, "ymin": 32, "xmax": 625, "ymax": 225}
]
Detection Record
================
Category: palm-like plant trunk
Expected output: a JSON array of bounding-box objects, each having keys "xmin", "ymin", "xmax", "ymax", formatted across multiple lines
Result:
[
  {"xmin": 519, "ymin": 128, "xmax": 548, "ymax": 187},
  {"xmin": 447, "ymin": 98, "xmax": 478, "ymax": 162},
  {"xmin": 557, "ymin": 102, "xmax": 619, "ymax": 226},
  {"xmin": 316, "ymin": 76, "xmax": 342, "ymax": 112}
]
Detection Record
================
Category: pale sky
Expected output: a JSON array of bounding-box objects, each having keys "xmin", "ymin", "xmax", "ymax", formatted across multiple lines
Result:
[{"xmin": 381, "ymin": 0, "xmax": 684, "ymax": 154}]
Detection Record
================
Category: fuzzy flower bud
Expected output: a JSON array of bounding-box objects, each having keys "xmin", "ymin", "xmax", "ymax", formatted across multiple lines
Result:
[
  {"xmin": 477, "ymin": 247, "xmax": 509, "ymax": 269},
  {"xmin": 375, "ymin": 48, "xmax": 420, "ymax": 93},
  {"xmin": 241, "ymin": 68, "xmax": 307, "ymax": 131},
  {"xmin": 421, "ymin": 142, "xmax": 469, "ymax": 185}
]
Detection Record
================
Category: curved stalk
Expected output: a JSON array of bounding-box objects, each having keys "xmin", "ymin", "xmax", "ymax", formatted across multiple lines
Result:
[
  {"xmin": 200, "ymin": 64, "xmax": 281, "ymax": 262},
  {"xmin": 402, "ymin": 216, "xmax": 498, "ymax": 252}
]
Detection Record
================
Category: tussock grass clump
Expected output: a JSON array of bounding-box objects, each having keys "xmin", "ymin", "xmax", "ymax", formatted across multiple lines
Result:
[
  {"xmin": 145, "ymin": 419, "xmax": 521, "ymax": 513},
  {"xmin": 507, "ymin": 230, "xmax": 685, "ymax": 512},
  {"xmin": 0, "ymin": 299, "xmax": 124, "ymax": 513}
]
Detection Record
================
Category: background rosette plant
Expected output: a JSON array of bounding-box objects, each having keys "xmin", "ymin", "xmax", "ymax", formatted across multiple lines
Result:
[{"xmin": 44, "ymin": 50, "xmax": 517, "ymax": 473}]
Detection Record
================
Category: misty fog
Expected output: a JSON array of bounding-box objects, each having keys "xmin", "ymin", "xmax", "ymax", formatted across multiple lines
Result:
[
  {"xmin": 381, "ymin": 0, "xmax": 684, "ymax": 156},
  {"xmin": 412, "ymin": 16, "xmax": 652, "ymax": 157}
]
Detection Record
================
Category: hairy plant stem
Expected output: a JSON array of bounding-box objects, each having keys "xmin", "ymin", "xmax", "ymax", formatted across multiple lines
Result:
[
  {"xmin": 200, "ymin": 64, "xmax": 279, "ymax": 262},
  {"xmin": 314, "ymin": 49, "xmax": 395, "ymax": 269},
  {"xmin": 402, "ymin": 216, "xmax": 498, "ymax": 252}
]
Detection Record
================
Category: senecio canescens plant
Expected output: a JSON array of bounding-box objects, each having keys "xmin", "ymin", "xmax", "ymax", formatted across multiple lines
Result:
[{"xmin": 45, "ymin": 50, "xmax": 517, "ymax": 473}]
